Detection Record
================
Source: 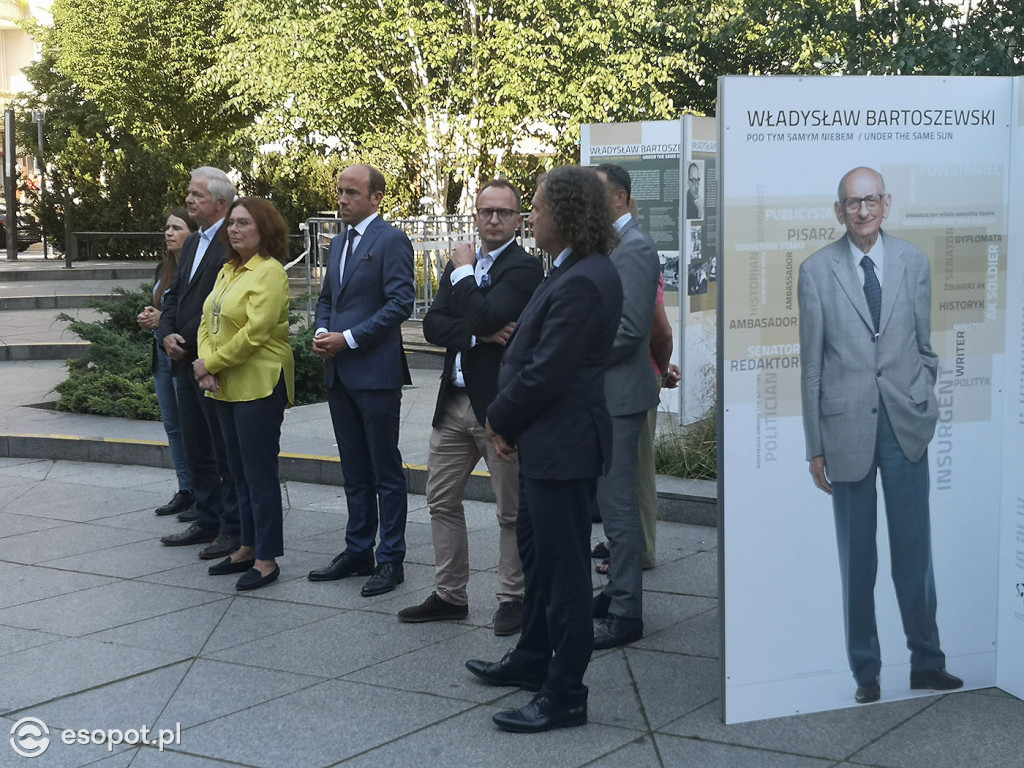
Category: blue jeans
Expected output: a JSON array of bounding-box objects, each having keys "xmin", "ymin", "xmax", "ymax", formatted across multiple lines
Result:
[{"xmin": 154, "ymin": 344, "xmax": 191, "ymax": 492}]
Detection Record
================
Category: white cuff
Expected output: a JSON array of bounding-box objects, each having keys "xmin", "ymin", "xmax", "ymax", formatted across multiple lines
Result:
[{"xmin": 451, "ymin": 264, "xmax": 475, "ymax": 285}]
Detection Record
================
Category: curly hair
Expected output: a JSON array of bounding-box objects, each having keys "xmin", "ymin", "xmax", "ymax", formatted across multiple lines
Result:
[
  {"xmin": 538, "ymin": 166, "xmax": 618, "ymax": 256},
  {"xmin": 220, "ymin": 197, "xmax": 290, "ymax": 265}
]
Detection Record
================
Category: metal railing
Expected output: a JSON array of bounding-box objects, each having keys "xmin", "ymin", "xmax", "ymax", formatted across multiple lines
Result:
[{"xmin": 294, "ymin": 215, "xmax": 541, "ymax": 324}]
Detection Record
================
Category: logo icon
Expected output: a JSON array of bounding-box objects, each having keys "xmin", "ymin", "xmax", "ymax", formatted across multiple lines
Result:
[{"xmin": 10, "ymin": 718, "xmax": 49, "ymax": 758}]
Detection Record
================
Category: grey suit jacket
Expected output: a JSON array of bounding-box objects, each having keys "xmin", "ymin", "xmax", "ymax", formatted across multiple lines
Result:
[
  {"xmin": 603, "ymin": 217, "xmax": 661, "ymax": 417},
  {"xmin": 798, "ymin": 231, "xmax": 939, "ymax": 482}
]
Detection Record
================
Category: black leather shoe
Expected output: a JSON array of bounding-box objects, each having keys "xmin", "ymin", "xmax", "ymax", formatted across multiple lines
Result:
[
  {"xmin": 177, "ymin": 509, "xmax": 199, "ymax": 523},
  {"xmin": 398, "ymin": 592, "xmax": 468, "ymax": 623},
  {"xmin": 592, "ymin": 591, "xmax": 610, "ymax": 619},
  {"xmin": 161, "ymin": 523, "xmax": 217, "ymax": 547},
  {"xmin": 236, "ymin": 565, "xmax": 279, "ymax": 591},
  {"xmin": 199, "ymin": 534, "xmax": 241, "ymax": 561},
  {"xmin": 155, "ymin": 490, "xmax": 194, "ymax": 516},
  {"xmin": 492, "ymin": 694, "xmax": 587, "ymax": 733},
  {"xmin": 592, "ymin": 613, "xmax": 643, "ymax": 650},
  {"xmin": 910, "ymin": 668, "xmax": 963, "ymax": 691},
  {"xmin": 361, "ymin": 562, "xmax": 404, "ymax": 596},
  {"xmin": 855, "ymin": 679, "xmax": 881, "ymax": 704},
  {"xmin": 208, "ymin": 557, "xmax": 255, "ymax": 576},
  {"xmin": 307, "ymin": 551, "xmax": 375, "ymax": 582},
  {"xmin": 465, "ymin": 648, "xmax": 544, "ymax": 691}
]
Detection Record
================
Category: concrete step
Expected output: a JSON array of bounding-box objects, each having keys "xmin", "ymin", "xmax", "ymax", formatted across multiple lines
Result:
[
  {"xmin": 0, "ymin": 342, "xmax": 88, "ymax": 361},
  {"xmin": 0, "ymin": 264, "xmax": 156, "ymax": 281},
  {"xmin": 0, "ymin": 293, "xmax": 121, "ymax": 310}
]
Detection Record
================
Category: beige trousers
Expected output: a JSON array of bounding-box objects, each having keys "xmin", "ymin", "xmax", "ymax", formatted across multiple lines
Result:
[{"xmin": 426, "ymin": 390, "xmax": 523, "ymax": 606}]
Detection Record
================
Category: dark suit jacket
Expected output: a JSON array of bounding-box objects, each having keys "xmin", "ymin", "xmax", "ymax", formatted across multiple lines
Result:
[
  {"xmin": 156, "ymin": 230, "xmax": 227, "ymax": 376},
  {"xmin": 422, "ymin": 241, "xmax": 543, "ymax": 427},
  {"xmin": 487, "ymin": 251, "xmax": 623, "ymax": 481},
  {"xmin": 315, "ymin": 215, "xmax": 415, "ymax": 390}
]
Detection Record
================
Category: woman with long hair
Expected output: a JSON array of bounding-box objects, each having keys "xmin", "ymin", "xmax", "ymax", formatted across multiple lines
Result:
[
  {"xmin": 138, "ymin": 208, "xmax": 198, "ymax": 518},
  {"xmin": 193, "ymin": 197, "xmax": 295, "ymax": 591}
]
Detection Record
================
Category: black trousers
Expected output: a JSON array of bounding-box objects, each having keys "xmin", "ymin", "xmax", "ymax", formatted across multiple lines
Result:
[
  {"xmin": 513, "ymin": 473, "xmax": 595, "ymax": 707},
  {"xmin": 175, "ymin": 372, "xmax": 239, "ymax": 537},
  {"xmin": 214, "ymin": 376, "xmax": 287, "ymax": 559}
]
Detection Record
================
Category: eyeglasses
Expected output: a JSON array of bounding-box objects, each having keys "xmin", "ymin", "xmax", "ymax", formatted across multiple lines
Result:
[
  {"xmin": 475, "ymin": 208, "xmax": 518, "ymax": 222},
  {"xmin": 840, "ymin": 194, "xmax": 887, "ymax": 213}
]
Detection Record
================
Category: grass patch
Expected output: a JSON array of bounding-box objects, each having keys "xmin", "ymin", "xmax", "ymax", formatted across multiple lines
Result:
[{"xmin": 653, "ymin": 408, "xmax": 717, "ymax": 480}]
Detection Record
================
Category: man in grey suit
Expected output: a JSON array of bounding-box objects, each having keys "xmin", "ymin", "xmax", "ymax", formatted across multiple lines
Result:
[
  {"xmin": 590, "ymin": 164, "xmax": 661, "ymax": 649},
  {"xmin": 799, "ymin": 166, "xmax": 962, "ymax": 704}
]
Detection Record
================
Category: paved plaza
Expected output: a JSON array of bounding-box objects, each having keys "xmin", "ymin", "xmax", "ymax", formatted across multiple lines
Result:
[{"xmin": 0, "ymin": 253, "xmax": 1021, "ymax": 767}]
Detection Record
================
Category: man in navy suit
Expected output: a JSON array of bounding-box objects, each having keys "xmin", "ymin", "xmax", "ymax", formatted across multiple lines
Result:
[
  {"xmin": 398, "ymin": 180, "xmax": 542, "ymax": 634},
  {"xmin": 307, "ymin": 164, "xmax": 416, "ymax": 597},
  {"xmin": 158, "ymin": 167, "xmax": 240, "ymax": 560},
  {"xmin": 465, "ymin": 166, "xmax": 623, "ymax": 733}
]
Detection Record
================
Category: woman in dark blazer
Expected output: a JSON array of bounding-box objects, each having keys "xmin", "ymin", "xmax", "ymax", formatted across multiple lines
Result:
[{"xmin": 137, "ymin": 209, "xmax": 198, "ymax": 518}]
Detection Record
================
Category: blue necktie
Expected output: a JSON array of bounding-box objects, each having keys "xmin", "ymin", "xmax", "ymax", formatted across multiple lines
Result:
[
  {"xmin": 340, "ymin": 227, "xmax": 356, "ymax": 284},
  {"xmin": 861, "ymin": 255, "xmax": 881, "ymax": 332}
]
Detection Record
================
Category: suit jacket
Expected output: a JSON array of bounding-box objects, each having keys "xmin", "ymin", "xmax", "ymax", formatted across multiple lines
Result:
[
  {"xmin": 604, "ymin": 217, "xmax": 661, "ymax": 417},
  {"xmin": 798, "ymin": 231, "xmax": 939, "ymax": 482},
  {"xmin": 487, "ymin": 251, "xmax": 623, "ymax": 481},
  {"xmin": 422, "ymin": 241, "xmax": 543, "ymax": 428},
  {"xmin": 156, "ymin": 230, "xmax": 227, "ymax": 376},
  {"xmin": 315, "ymin": 216, "xmax": 415, "ymax": 390}
]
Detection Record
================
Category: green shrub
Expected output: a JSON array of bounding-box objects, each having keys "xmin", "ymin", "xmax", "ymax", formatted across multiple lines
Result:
[
  {"xmin": 55, "ymin": 285, "xmax": 329, "ymax": 419},
  {"xmin": 653, "ymin": 408, "xmax": 717, "ymax": 480},
  {"xmin": 55, "ymin": 285, "xmax": 158, "ymax": 419},
  {"xmin": 290, "ymin": 323, "xmax": 326, "ymax": 406}
]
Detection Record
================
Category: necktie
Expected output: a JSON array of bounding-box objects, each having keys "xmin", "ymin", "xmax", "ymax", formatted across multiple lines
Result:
[
  {"xmin": 340, "ymin": 227, "xmax": 356, "ymax": 284},
  {"xmin": 861, "ymin": 255, "xmax": 881, "ymax": 332}
]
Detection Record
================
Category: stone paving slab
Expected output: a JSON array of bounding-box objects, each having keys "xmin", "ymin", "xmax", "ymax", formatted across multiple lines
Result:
[{"xmin": 0, "ymin": 460, "xmax": 1021, "ymax": 768}]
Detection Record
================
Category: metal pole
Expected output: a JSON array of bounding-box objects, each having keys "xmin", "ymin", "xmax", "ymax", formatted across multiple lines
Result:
[
  {"xmin": 33, "ymin": 110, "xmax": 47, "ymax": 260},
  {"xmin": 4, "ymin": 109, "xmax": 17, "ymax": 261}
]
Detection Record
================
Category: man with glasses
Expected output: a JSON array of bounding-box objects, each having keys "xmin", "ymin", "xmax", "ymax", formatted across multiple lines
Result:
[
  {"xmin": 397, "ymin": 179, "xmax": 543, "ymax": 634},
  {"xmin": 799, "ymin": 166, "xmax": 962, "ymax": 705},
  {"xmin": 686, "ymin": 162, "xmax": 703, "ymax": 220}
]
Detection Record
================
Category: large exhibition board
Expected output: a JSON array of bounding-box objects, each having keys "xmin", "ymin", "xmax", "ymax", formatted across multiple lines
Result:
[
  {"xmin": 582, "ymin": 118, "xmax": 719, "ymax": 423},
  {"xmin": 718, "ymin": 75, "xmax": 1015, "ymax": 722}
]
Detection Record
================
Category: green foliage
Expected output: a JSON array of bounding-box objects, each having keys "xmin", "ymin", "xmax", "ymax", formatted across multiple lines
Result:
[
  {"xmin": 54, "ymin": 285, "xmax": 158, "ymax": 419},
  {"xmin": 289, "ymin": 324, "xmax": 326, "ymax": 407},
  {"xmin": 19, "ymin": 0, "xmax": 1024, "ymax": 235},
  {"xmin": 55, "ymin": 285, "xmax": 329, "ymax": 419},
  {"xmin": 653, "ymin": 408, "xmax": 717, "ymax": 481}
]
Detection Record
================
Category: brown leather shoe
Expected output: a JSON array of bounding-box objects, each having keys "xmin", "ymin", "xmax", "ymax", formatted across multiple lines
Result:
[
  {"xmin": 160, "ymin": 523, "xmax": 216, "ymax": 547},
  {"xmin": 199, "ymin": 534, "xmax": 241, "ymax": 561},
  {"xmin": 492, "ymin": 601, "xmax": 522, "ymax": 636},
  {"xmin": 398, "ymin": 592, "xmax": 468, "ymax": 623}
]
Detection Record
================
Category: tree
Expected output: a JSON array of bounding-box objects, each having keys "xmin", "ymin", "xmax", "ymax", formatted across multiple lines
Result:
[{"xmin": 209, "ymin": 0, "xmax": 676, "ymax": 214}]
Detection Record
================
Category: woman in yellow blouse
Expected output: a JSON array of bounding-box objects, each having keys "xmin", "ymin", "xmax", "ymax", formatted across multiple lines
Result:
[{"xmin": 193, "ymin": 197, "xmax": 295, "ymax": 591}]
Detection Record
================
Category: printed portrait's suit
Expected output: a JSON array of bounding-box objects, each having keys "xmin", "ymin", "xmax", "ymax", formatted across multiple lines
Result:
[{"xmin": 799, "ymin": 230, "xmax": 946, "ymax": 687}]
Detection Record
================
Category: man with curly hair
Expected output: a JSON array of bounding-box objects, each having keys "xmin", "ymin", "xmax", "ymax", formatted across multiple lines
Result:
[{"xmin": 465, "ymin": 166, "xmax": 623, "ymax": 733}]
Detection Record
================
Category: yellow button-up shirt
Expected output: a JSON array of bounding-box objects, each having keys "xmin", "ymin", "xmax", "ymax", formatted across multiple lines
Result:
[{"xmin": 198, "ymin": 255, "xmax": 295, "ymax": 405}]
